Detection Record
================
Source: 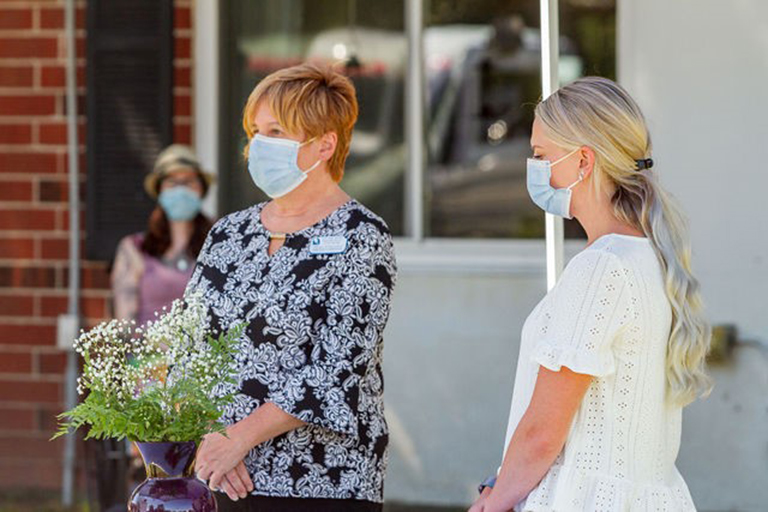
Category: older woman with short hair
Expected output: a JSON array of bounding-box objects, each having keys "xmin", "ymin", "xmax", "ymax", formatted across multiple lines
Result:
[{"xmin": 190, "ymin": 63, "xmax": 397, "ymax": 512}]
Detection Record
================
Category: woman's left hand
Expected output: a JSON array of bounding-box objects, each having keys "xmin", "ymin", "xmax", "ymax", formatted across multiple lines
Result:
[
  {"xmin": 480, "ymin": 494, "xmax": 516, "ymax": 512},
  {"xmin": 468, "ymin": 487, "xmax": 493, "ymax": 512},
  {"xmin": 195, "ymin": 428, "xmax": 249, "ymax": 491},
  {"xmin": 216, "ymin": 460, "xmax": 254, "ymax": 501}
]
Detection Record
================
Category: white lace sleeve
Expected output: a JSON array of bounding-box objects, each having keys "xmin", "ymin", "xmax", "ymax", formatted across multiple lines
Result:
[{"xmin": 531, "ymin": 249, "xmax": 632, "ymax": 377}]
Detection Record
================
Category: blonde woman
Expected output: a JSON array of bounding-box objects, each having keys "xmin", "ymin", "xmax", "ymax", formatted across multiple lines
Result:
[
  {"xmin": 470, "ymin": 77, "xmax": 711, "ymax": 512},
  {"xmin": 188, "ymin": 63, "xmax": 397, "ymax": 512}
]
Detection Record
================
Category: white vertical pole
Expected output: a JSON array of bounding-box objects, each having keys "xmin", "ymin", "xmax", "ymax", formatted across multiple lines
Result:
[
  {"xmin": 195, "ymin": 0, "xmax": 220, "ymax": 217},
  {"xmin": 61, "ymin": 0, "xmax": 80, "ymax": 505},
  {"xmin": 502, "ymin": 1, "xmax": 565, "ymax": 463},
  {"xmin": 405, "ymin": 0, "xmax": 425, "ymax": 241},
  {"xmin": 540, "ymin": 0, "xmax": 563, "ymax": 290}
]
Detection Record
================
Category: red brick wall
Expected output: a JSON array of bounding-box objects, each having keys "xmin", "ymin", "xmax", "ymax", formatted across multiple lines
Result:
[{"xmin": 0, "ymin": 0, "xmax": 193, "ymax": 491}]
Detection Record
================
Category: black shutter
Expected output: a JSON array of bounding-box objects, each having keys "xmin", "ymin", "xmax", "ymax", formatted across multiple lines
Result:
[{"xmin": 85, "ymin": 0, "xmax": 173, "ymax": 261}]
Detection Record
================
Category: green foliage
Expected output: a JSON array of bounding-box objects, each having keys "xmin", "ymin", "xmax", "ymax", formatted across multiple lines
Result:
[{"xmin": 52, "ymin": 297, "xmax": 245, "ymax": 444}]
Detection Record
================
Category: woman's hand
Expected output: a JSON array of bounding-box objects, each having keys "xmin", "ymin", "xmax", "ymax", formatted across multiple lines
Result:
[
  {"xmin": 479, "ymin": 492, "xmax": 516, "ymax": 512},
  {"xmin": 215, "ymin": 460, "xmax": 254, "ymax": 501},
  {"xmin": 195, "ymin": 428, "xmax": 249, "ymax": 491},
  {"xmin": 468, "ymin": 486, "xmax": 493, "ymax": 512}
]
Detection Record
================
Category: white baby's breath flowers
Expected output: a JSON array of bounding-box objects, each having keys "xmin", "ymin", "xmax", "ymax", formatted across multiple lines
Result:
[
  {"xmin": 74, "ymin": 317, "xmax": 144, "ymax": 404},
  {"xmin": 57, "ymin": 291, "xmax": 242, "ymax": 442}
]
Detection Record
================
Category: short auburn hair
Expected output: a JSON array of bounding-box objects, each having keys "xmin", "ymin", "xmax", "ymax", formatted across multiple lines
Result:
[{"xmin": 241, "ymin": 62, "xmax": 359, "ymax": 182}]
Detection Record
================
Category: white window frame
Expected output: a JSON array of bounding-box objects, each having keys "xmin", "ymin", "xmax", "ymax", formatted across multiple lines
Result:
[
  {"xmin": 194, "ymin": 0, "xmax": 220, "ymax": 219},
  {"xmin": 194, "ymin": 0, "xmax": 575, "ymax": 277}
]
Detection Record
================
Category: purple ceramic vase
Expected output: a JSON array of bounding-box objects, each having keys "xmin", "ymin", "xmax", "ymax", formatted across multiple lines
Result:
[{"xmin": 129, "ymin": 441, "xmax": 217, "ymax": 512}]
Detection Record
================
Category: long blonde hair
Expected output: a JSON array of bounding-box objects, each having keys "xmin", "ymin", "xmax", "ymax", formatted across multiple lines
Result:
[{"xmin": 536, "ymin": 76, "xmax": 712, "ymax": 406}]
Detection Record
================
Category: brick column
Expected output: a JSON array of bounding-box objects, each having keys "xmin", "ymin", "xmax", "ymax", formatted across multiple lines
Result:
[{"xmin": 0, "ymin": 0, "xmax": 195, "ymax": 492}]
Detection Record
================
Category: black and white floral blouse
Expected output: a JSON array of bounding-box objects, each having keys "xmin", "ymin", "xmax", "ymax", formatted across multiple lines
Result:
[{"xmin": 185, "ymin": 199, "xmax": 397, "ymax": 503}]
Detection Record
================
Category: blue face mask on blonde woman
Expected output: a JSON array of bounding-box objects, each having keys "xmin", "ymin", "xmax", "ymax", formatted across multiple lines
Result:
[{"xmin": 526, "ymin": 147, "xmax": 584, "ymax": 219}]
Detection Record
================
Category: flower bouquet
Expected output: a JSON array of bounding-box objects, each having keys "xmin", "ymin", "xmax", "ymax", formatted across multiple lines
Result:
[{"xmin": 53, "ymin": 292, "xmax": 243, "ymax": 512}]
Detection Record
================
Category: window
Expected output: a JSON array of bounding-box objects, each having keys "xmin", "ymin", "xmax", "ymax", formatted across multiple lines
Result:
[
  {"xmin": 219, "ymin": 0, "xmax": 407, "ymax": 234},
  {"xmin": 218, "ymin": 0, "xmax": 615, "ymax": 241}
]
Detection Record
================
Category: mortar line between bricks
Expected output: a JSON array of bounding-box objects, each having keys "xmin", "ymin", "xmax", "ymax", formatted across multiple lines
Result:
[
  {"xmin": 0, "ymin": 258, "xmax": 81, "ymax": 268},
  {"xmin": 0, "ymin": 434, "xmax": 66, "ymax": 442},
  {"xmin": 0, "ymin": 29, "xmax": 85, "ymax": 37},
  {"xmin": 0, "ymin": 289, "xmax": 110, "ymax": 297},
  {"xmin": 0, "ymin": 373, "xmax": 64, "ymax": 382},
  {"xmin": 0, "ymin": 115, "xmax": 86, "ymax": 122},
  {"xmin": 33, "ymin": 234, "xmax": 42, "ymax": 260},
  {"xmin": 15, "ymin": 175, "xmax": 86, "ymax": 186},
  {"xmin": 0, "ymin": 400, "xmax": 42, "ymax": 408},
  {"xmin": 0, "ymin": 229, "xmax": 78, "ymax": 237},
  {"xmin": 0, "ymin": 400, "xmax": 62, "ymax": 411},
  {"xmin": 30, "ymin": 346, "xmax": 40, "ymax": 375},
  {"xmin": 0, "ymin": 57, "xmax": 86, "ymax": 65},
  {"xmin": 0, "ymin": 144, "xmax": 69, "ymax": 151},
  {"xmin": 0, "ymin": 344, "xmax": 37, "ymax": 353},
  {"xmin": 31, "ymin": 3, "xmax": 40, "ymax": 33},
  {"xmin": 0, "ymin": 141, "xmax": 87, "ymax": 150},
  {"xmin": 0, "ymin": 317, "xmax": 57, "ymax": 325},
  {"xmin": 33, "ymin": 346, "xmax": 70, "ymax": 354},
  {"xmin": 0, "ymin": 259, "xmax": 62, "ymax": 267},
  {"xmin": 0, "ymin": 344, "xmax": 66, "ymax": 354},
  {"xmin": 0, "ymin": 85, "xmax": 87, "ymax": 93},
  {"xmin": 0, "ymin": 201, "xmax": 66, "ymax": 209}
]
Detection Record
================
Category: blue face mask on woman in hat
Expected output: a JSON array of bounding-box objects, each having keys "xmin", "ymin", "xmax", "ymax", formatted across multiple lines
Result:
[
  {"xmin": 526, "ymin": 148, "xmax": 584, "ymax": 219},
  {"xmin": 158, "ymin": 186, "xmax": 202, "ymax": 221},
  {"xmin": 247, "ymin": 134, "xmax": 322, "ymax": 198}
]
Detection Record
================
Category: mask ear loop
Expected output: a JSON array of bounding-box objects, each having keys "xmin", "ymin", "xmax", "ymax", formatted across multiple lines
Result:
[
  {"xmin": 566, "ymin": 170, "xmax": 586, "ymax": 191},
  {"xmin": 298, "ymin": 136, "xmax": 323, "ymax": 174},
  {"xmin": 303, "ymin": 159, "xmax": 323, "ymax": 174},
  {"xmin": 550, "ymin": 148, "xmax": 584, "ymax": 190},
  {"xmin": 550, "ymin": 147, "xmax": 580, "ymax": 167},
  {"xmin": 298, "ymin": 136, "xmax": 316, "ymax": 148}
]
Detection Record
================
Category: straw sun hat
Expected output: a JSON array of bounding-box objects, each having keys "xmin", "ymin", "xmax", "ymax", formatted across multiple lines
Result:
[{"xmin": 143, "ymin": 144, "xmax": 216, "ymax": 199}]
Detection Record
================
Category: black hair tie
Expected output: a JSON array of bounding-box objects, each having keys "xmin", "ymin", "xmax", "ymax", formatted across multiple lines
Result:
[{"xmin": 635, "ymin": 158, "xmax": 654, "ymax": 170}]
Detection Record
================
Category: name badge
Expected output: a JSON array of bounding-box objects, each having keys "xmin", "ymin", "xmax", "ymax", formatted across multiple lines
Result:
[{"xmin": 309, "ymin": 235, "xmax": 348, "ymax": 255}]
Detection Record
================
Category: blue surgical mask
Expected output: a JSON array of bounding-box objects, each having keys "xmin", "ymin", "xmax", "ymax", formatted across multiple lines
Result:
[
  {"xmin": 526, "ymin": 148, "xmax": 583, "ymax": 219},
  {"xmin": 158, "ymin": 186, "xmax": 202, "ymax": 221},
  {"xmin": 248, "ymin": 134, "xmax": 322, "ymax": 198}
]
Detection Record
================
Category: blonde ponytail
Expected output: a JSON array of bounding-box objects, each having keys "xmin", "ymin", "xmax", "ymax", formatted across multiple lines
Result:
[{"xmin": 536, "ymin": 77, "xmax": 713, "ymax": 406}]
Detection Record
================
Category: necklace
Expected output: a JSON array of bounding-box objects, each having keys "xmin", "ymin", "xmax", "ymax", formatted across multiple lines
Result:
[
  {"xmin": 175, "ymin": 258, "xmax": 190, "ymax": 271},
  {"xmin": 261, "ymin": 192, "xmax": 351, "ymax": 237},
  {"xmin": 162, "ymin": 252, "xmax": 192, "ymax": 271}
]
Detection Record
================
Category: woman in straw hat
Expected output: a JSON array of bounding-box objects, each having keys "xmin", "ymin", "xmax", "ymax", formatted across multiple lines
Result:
[{"xmin": 110, "ymin": 144, "xmax": 216, "ymax": 326}]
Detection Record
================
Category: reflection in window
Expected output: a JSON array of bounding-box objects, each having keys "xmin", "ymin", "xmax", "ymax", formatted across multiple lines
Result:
[
  {"xmin": 425, "ymin": 0, "xmax": 614, "ymax": 239},
  {"xmin": 219, "ymin": 0, "xmax": 615, "ymax": 239},
  {"xmin": 220, "ymin": 0, "xmax": 407, "ymax": 235}
]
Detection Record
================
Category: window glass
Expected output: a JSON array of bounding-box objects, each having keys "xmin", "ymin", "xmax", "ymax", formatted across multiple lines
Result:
[
  {"xmin": 220, "ymin": 0, "xmax": 615, "ymax": 239},
  {"xmin": 220, "ymin": 0, "xmax": 406, "ymax": 235},
  {"xmin": 425, "ymin": 0, "xmax": 614, "ymax": 239}
]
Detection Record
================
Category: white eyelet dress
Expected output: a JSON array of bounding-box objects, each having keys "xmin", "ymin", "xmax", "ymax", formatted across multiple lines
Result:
[{"xmin": 502, "ymin": 234, "xmax": 697, "ymax": 511}]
